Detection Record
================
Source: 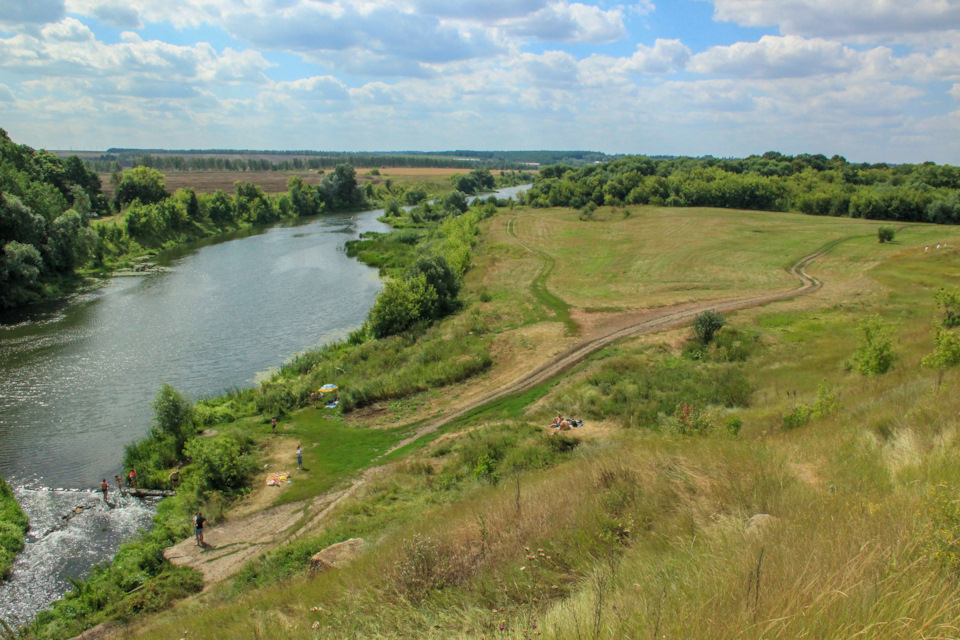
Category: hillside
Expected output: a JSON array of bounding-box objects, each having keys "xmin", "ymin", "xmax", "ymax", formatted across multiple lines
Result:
[{"xmin": 55, "ymin": 202, "xmax": 960, "ymax": 640}]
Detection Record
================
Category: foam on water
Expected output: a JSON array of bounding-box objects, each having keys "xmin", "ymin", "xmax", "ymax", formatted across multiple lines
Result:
[{"xmin": 0, "ymin": 486, "xmax": 156, "ymax": 627}]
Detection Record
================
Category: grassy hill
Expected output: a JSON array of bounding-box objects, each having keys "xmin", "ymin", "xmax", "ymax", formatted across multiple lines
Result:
[{"xmin": 48, "ymin": 205, "xmax": 960, "ymax": 639}]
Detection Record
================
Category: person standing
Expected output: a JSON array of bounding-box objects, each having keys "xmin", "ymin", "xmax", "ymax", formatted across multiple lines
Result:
[
  {"xmin": 128, "ymin": 468, "xmax": 137, "ymax": 490},
  {"xmin": 114, "ymin": 474, "xmax": 124, "ymax": 494},
  {"xmin": 271, "ymin": 417, "xmax": 277, "ymax": 434},
  {"xmin": 310, "ymin": 391, "xmax": 318, "ymax": 409},
  {"xmin": 100, "ymin": 478, "xmax": 109, "ymax": 502},
  {"xmin": 193, "ymin": 511, "xmax": 205, "ymax": 546},
  {"xmin": 168, "ymin": 468, "xmax": 180, "ymax": 489},
  {"xmin": 296, "ymin": 444, "xmax": 303, "ymax": 470}
]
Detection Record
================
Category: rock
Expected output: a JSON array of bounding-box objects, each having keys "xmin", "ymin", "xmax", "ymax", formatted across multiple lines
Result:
[
  {"xmin": 744, "ymin": 513, "xmax": 776, "ymax": 535},
  {"xmin": 309, "ymin": 538, "xmax": 365, "ymax": 573}
]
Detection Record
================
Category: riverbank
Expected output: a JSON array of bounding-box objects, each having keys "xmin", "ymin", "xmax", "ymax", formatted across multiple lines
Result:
[
  {"xmin": 12, "ymin": 185, "xmax": 530, "ymax": 638},
  {"xmin": 0, "ymin": 477, "xmax": 28, "ymax": 579},
  {"xmin": 60, "ymin": 204, "xmax": 960, "ymax": 640}
]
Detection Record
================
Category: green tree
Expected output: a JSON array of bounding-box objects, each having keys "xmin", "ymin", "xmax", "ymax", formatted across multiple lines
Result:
[
  {"xmin": 0, "ymin": 241, "xmax": 44, "ymax": 307},
  {"xmin": 693, "ymin": 310, "xmax": 726, "ymax": 344},
  {"xmin": 404, "ymin": 187, "xmax": 428, "ymax": 206},
  {"xmin": 114, "ymin": 167, "xmax": 169, "ymax": 208},
  {"xmin": 878, "ymin": 226, "xmax": 895, "ymax": 243},
  {"xmin": 922, "ymin": 287, "xmax": 960, "ymax": 387},
  {"xmin": 151, "ymin": 384, "xmax": 194, "ymax": 456},
  {"xmin": 368, "ymin": 274, "xmax": 439, "ymax": 338},
  {"xmin": 407, "ymin": 253, "xmax": 460, "ymax": 317},
  {"xmin": 851, "ymin": 315, "xmax": 896, "ymax": 376},
  {"xmin": 442, "ymin": 190, "xmax": 468, "ymax": 214},
  {"xmin": 207, "ymin": 190, "xmax": 236, "ymax": 227},
  {"xmin": 933, "ymin": 287, "xmax": 960, "ymax": 328}
]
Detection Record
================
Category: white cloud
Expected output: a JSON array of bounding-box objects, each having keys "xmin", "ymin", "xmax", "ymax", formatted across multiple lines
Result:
[
  {"xmin": 701, "ymin": 0, "xmax": 960, "ymax": 41},
  {"xmin": 0, "ymin": 82, "xmax": 13, "ymax": 101},
  {"xmin": 504, "ymin": 2, "xmax": 626, "ymax": 43},
  {"xmin": 690, "ymin": 35, "xmax": 859, "ymax": 78},
  {"xmin": 40, "ymin": 17, "xmax": 94, "ymax": 42},
  {"xmin": 0, "ymin": 22, "xmax": 272, "ymax": 97},
  {"xmin": 0, "ymin": 0, "xmax": 65, "ymax": 26}
]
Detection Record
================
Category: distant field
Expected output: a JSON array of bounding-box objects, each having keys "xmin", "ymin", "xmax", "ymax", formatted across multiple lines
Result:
[
  {"xmin": 96, "ymin": 167, "xmax": 519, "ymax": 195},
  {"xmin": 483, "ymin": 205, "xmax": 960, "ymax": 312}
]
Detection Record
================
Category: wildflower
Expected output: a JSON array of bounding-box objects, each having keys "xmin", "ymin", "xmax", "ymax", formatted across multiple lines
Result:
[
  {"xmin": 499, "ymin": 624, "xmax": 505, "ymax": 631},
  {"xmin": 312, "ymin": 622, "xmax": 321, "ymax": 630},
  {"xmin": 521, "ymin": 566, "xmax": 527, "ymax": 571}
]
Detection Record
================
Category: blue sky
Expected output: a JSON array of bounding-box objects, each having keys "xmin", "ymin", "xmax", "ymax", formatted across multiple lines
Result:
[{"xmin": 1, "ymin": 0, "xmax": 959, "ymax": 163}]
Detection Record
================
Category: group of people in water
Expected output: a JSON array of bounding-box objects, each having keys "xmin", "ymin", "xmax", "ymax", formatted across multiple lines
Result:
[{"xmin": 99, "ymin": 468, "xmax": 139, "ymax": 503}]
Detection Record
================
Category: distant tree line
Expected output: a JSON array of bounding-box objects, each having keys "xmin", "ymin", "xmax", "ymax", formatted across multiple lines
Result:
[
  {"xmin": 523, "ymin": 152, "xmax": 960, "ymax": 224},
  {"xmin": 79, "ymin": 152, "xmax": 537, "ymax": 174}
]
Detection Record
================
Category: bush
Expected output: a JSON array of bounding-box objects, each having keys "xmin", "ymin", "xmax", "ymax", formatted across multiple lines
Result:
[
  {"xmin": 183, "ymin": 435, "xmax": 257, "ymax": 492},
  {"xmin": 693, "ymin": 310, "xmax": 726, "ymax": 344},
  {"xmin": 151, "ymin": 384, "xmax": 194, "ymax": 454},
  {"xmin": 877, "ymin": 226, "xmax": 895, "ymax": 243},
  {"xmin": 850, "ymin": 315, "xmax": 896, "ymax": 376}
]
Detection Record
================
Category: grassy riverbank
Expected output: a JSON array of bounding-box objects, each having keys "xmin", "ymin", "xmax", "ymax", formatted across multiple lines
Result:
[
  {"xmin": 0, "ymin": 476, "xmax": 28, "ymax": 579},
  {"xmin": 23, "ymin": 199, "xmax": 960, "ymax": 639},
  {"xmin": 106, "ymin": 208, "xmax": 960, "ymax": 639}
]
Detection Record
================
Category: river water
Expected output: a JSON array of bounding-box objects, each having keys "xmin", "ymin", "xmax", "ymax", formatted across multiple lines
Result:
[{"xmin": 0, "ymin": 184, "xmax": 529, "ymax": 627}]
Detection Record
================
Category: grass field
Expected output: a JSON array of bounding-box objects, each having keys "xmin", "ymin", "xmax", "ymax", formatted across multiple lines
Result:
[{"xmin": 71, "ymin": 205, "xmax": 960, "ymax": 640}]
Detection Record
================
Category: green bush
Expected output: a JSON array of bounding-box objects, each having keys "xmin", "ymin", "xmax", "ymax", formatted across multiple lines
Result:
[
  {"xmin": 877, "ymin": 226, "xmax": 895, "ymax": 243},
  {"xmin": 850, "ymin": 315, "xmax": 896, "ymax": 376},
  {"xmin": 694, "ymin": 310, "xmax": 726, "ymax": 344},
  {"xmin": 183, "ymin": 435, "xmax": 258, "ymax": 492}
]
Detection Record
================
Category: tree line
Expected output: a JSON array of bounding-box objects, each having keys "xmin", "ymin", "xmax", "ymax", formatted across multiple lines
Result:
[
  {"xmin": 80, "ymin": 152, "xmax": 535, "ymax": 174},
  {"xmin": 522, "ymin": 152, "xmax": 960, "ymax": 224}
]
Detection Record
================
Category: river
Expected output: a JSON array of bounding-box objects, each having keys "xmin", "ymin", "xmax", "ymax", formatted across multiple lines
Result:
[{"xmin": 0, "ymin": 184, "xmax": 529, "ymax": 627}]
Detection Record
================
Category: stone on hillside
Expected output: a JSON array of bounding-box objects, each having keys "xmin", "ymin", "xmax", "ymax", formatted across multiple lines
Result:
[
  {"xmin": 309, "ymin": 538, "xmax": 366, "ymax": 572},
  {"xmin": 744, "ymin": 513, "xmax": 776, "ymax": 535}
]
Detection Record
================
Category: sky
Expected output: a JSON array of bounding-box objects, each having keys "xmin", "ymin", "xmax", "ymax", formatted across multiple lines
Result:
[{"xmin": 1, "ymin": 0, "xmax": 960, "ymax": 163}]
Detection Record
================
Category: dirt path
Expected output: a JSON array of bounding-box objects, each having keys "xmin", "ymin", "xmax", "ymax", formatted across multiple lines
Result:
[{"xmin": 163, "ymin": 236, "xmax": 845, "ymax": 587}]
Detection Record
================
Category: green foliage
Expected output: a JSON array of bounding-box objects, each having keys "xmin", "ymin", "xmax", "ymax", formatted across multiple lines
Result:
[
  {"xmin": 556, "ymin": 349, "xmax": 753, "ymax": 429},
  {"xmin": 182, "ymin": 434, "xmax": 257, "ymax": 492},
  {"xmin": 404, "ymin": 187, "xmax": 428, "ymax": 205},
  {"xmin": 0, "ymin": 476, "xmax": 28, "ymax": 579},
  {"xmin": 781, "ymin": 380, "xmax": 840, "ymax": 431},
  {"xmin": 407, "ymin": 253, "xmax": 461, "ymax": 317},
  {"xmin": 384, "ymin": 198, "xmax": 402, "ymax": 217},
  {"xmin": 933, "ymin": 287, "xmax": 960, "ymax": 328},
  {"xmin": 369, "ymin": 274, "xmax": 439, "ymax": 338},
  {"xmin": 693, "ymin": 310, "xmax": 726, "ymax": 345},
  {"xmin": 525, "ymin": 152, "xmax": 960, "ymax": 223},
  {"xmin": 850, "ymin": 315, "xmax": 897, "ymax": 376},
  {"xmin": 920, "ymin": 484, "xmax": 960, "ymax": 575},
  {"xmin": 878, "ymin": 226, "xmax": 895, "ymax": 243},
  {"xmin": 151, "ymin": 384, "xmax": 194, "ymax": 454},
  {"xmin": 114, "ymin": 166, "xmax": 169, "ymax": 208},
  {"xmin": 922, "ymin": 288, "xmax": 960, "ymax": 380}
]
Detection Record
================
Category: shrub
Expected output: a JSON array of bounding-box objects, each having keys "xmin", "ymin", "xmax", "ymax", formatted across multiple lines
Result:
[
  {"xmin": 877, "ymin": 226, "xmax": 895, "ymax": 243},
  {"xmin": 850, "ymin": 315, "xmax": 896, "ymax": 376},
  {"xmin": 693, "ymin": 310, "xmax": 726, "ymax": 344},
  {"xmin": 183, "ymin": 435, "xmax": 257, "ymax": 492}
]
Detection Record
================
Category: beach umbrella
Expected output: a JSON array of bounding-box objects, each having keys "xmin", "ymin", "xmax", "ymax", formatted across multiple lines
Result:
[{"xmin": 318, "ymin": 383, "xmax": 338, "ymax": 394}]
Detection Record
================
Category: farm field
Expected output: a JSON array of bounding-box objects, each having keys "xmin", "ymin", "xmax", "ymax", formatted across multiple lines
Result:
[
  {"xmin": 53, "ymin": 205, "xmax": 960, "ymax": 640},
  {"xmin": 96, "ymin": 167, "xmax": 517, "ymax": 196}
]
